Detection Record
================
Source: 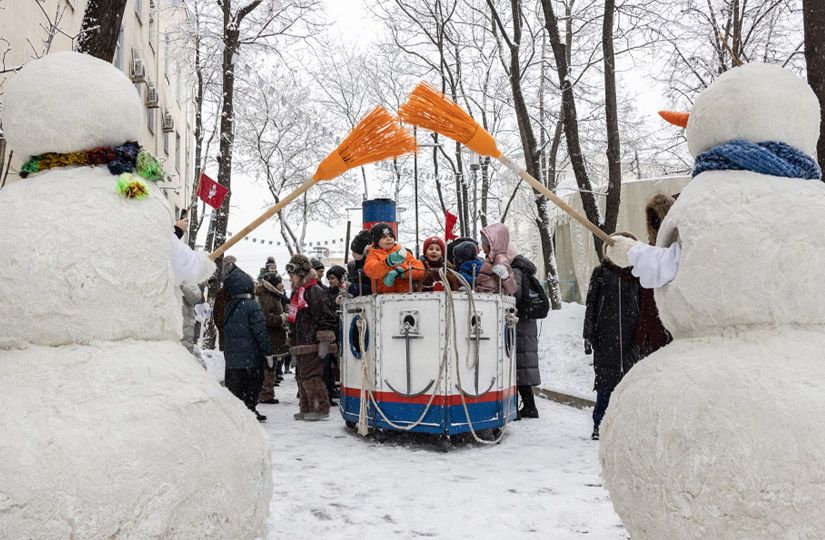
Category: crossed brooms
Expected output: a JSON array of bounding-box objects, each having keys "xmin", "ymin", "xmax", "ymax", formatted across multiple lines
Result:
[{"xmin": 209, "ymin": 81, "xmax": 614, "ymax": 262}]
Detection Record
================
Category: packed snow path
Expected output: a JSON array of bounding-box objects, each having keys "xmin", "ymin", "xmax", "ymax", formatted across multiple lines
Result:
[{"xmin": 260, "ymin": 375, "xmax": 626, "ymax": 539}]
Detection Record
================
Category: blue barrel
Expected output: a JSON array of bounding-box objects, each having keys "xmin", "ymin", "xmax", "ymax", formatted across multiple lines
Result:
[{"xmin": 362, "ymin": 198, "xmax": 397, "ymax": 235}]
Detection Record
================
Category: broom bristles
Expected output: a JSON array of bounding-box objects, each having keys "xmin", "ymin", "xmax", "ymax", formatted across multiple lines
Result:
[
  {"xmin": 313, "ymin": 107, "xmax": 417, "ymax": 181},
  {"xmin": 398, "ymin": 82, "xmax": 500, "ymax": 157}
]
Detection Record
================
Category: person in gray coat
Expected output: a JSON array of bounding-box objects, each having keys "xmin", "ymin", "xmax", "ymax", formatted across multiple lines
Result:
[
  {"xmin": 180, "ymin": 283, "xmax": 203, "ymax": 356},
  {"xmin": 511, "ymin": 255, "xmax": 541, "ymax": 419}
]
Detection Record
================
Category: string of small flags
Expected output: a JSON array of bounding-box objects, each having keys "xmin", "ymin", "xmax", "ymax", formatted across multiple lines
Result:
[
  {"xmin": 227, "ymin": 231, "xmax": 345, "ymax": 249},
  {"xmin": 374, "ymin": 160, "xmax": 466, "ymax": 182}
]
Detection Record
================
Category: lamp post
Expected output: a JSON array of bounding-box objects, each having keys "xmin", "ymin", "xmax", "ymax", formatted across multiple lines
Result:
[{"xmin": 413, "ymin": 126, "xmax": 443, "ymax": 258}]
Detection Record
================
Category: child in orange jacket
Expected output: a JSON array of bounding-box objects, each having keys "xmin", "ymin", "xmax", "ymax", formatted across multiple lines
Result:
[{"xmin": 363, "ymin": 222, "xmax": 425, "ymax": 294}]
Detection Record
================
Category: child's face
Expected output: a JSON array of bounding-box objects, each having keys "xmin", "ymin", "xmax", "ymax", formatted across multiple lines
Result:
[
  {"xmin": 425, "ymin": 243, "xmax": 443, "ymax": 262},
  {"xmin": 378, "ymin": 234, "xmax": 395, "ymax": 251},
  {"xmin": 327, "ymin": 275, "xmax": 341, "ymax": 289}
]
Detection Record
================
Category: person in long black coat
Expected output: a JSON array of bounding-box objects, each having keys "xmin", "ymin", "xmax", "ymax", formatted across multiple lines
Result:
[
  {"xmin": 583, "ymin": 233, "xmax": 641, "ymax": 440},
  {"xmin": 223, "ymin": 268, "xmax": 274, "ymax": 422},
  {"xmin": 346, "ymin": 230, "xmax": 373, "ymax": 297},
  {"xmin": 511, "ymin": 254, "xmax": 542, "ymax": 419}
]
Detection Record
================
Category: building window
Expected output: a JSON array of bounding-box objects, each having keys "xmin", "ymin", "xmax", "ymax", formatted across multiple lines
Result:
[
  {"xmin": 135, "ymin": 0, "xmax": 143, "ymax": 23},
  {"xmin": 175, "ymin": 132, "xmax": 181, "ymax": 172},
  {"xmin": 147, "ymin": 108, "xmax": 155, "ymax": 134},
  {"xmin": 163, "ymin": 131, "xmax": 169, "ymax": 155},
  {"xmin": 114, "ymin": 28, "xmax": 124, "ymax": 70}
]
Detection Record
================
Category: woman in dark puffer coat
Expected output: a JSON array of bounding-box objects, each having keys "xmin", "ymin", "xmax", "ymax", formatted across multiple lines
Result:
[
  {"xmin": 583, "ymin": 232, "xmax": 641, "ymax": 440},
  {"xmin": 256, "ymin": 272, "xmax": 290, "ymax": 404},
  {"xmin": 511, "ymin": 254, "xmax": 541, "ymax": 419},
  {"xmin": 223, "ymin": 268, "xmax": 274, "ymax": 422}
]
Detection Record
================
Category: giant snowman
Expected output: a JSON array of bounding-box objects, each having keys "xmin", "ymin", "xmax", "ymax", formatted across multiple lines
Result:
[
  {"xmin": 0, "ymin": 52, "xmax": 271, "ymax": 538},
  {"xmin": 600, "ymin": 63, "xmax": 825, "ymax": 539}
]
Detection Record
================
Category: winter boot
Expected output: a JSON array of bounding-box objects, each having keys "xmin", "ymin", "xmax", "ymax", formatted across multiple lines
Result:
[
  {"xmin": 591, "ymin": 427, "xmax": 599, "ymax": 440},
  {"xmin": 302, "ymin": 412, "xmax": 330, "ymax": 421},
  {"xmin": 293, "ymin": 412, "xmax": 305, "ymax": 421},
  {"xmin": 254, "ymin": 409, "xmax": 267, "ymax": 422},
  {"xmin": 517, "ymin": 385, "xmax": 539, "ymax": 419}
]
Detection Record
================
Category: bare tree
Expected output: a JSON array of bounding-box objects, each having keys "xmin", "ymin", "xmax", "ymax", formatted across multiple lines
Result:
[
  {"xmin": 75, "ymin": 0, "xmax": 129, "ymax": 61},
  {"xmin": 804, "ymin": 0, "xmax": 825, "ymax": 172},
  {"xmin": 486, "ymin": 0, "xmax": 563, "ymax": 307},
  {"xmin": 205, "ymin": 0, "xmax": 320, "ymax": 256}
]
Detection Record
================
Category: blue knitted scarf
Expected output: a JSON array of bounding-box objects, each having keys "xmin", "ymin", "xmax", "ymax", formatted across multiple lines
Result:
[{"xmin": 693, "ymin": 140, "xmax": 822, "ymax": 181}]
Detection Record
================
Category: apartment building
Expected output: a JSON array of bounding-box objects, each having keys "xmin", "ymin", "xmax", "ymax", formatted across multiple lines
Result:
[{"xmin": 0, "ymin": 0, "xmax": 195, "ymax": 214}]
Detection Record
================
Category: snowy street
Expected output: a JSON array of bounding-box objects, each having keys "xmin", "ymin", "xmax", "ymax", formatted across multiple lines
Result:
[{"xmin": 259, "ymin": 375, "xmax": 626, "ymax": 539}]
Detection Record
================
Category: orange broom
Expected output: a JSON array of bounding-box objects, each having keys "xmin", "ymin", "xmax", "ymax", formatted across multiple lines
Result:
[
  {"xmin": 397, "ymin": 82, "xmax": 614, "ymax": 246},
  {"xmin": 210, "ymin": 106, "xmax": 417, "ymax": 260}
]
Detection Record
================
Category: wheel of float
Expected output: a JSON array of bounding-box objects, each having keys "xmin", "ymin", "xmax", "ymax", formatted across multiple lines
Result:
[{"xmin": 348, "ymin": 314, "xmax": 370, "ymax": 359}]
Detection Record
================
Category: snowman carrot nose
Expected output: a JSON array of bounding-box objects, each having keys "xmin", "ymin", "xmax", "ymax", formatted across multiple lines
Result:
[{"xmin": 659, "ymin": 110, "xmax": 690, "ymax": 128}]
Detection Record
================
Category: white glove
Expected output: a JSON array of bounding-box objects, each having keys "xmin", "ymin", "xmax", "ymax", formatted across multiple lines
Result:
[
  {"xmin": 318, "ymin": 341, "xmax": 330, "ymax": 358},
  {"xmin": 280, "ymin": 313, "xmax": 289, "ymax": 326},
  {"xmin": 604, "ymin": 235, "xmax": 639, "ymax": 268},
  {"xmin": 492, "ymin": 264, "xmax": 509, "ymax": 280},
  {"xmin": 265, "ymin": 355, "xmax": 275, "ymax": 369}
]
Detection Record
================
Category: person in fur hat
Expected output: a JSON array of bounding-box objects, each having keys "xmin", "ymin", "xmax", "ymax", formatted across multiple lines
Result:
[
  {"xmin": 347, "ymin": 229, "xmax": 373, "ymax": 297},
  {"xmin": 285, "ymin": 254, "xmax": 337, "ymax": 421},
  {"xmin": 363, "ymin": 222, "xmax": 425, "ymax": 294},
  {"xmin": 256, "ymin": 272, "xmax": 290, "ymax": 404},
  {"xmin": 583, "ymin": 232, "xmax": 642, "ymax": 440},
  {"xmin": 635, "ymin": 193, "xmax": 675, "ymax": 357},
  {"xmin": 419, "ymin": 236, "xmax": 460, "ymax": 292}
]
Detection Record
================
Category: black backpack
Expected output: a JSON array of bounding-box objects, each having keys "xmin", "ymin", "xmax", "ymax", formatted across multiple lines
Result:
[{"xmin": 517, "ymin": 272, "xmax": 550, "ymax": 320}]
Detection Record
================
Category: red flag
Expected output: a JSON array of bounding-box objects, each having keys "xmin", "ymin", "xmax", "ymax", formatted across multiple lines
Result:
[
  {"xmin": 197, "ymin": 173, "xmax": 229, "ymax": 209},
  {"xmin": 445, "ymin": 210, "xmax": 458, "ymax": 241}
]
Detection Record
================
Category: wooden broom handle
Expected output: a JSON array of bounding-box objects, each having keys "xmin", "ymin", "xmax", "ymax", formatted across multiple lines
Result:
[
  {"xmin": 209, "ymin": 178, "xmax": 317, "ymax": 260},
  {"xmin": 496, "ymin": 154, "xmax": 614, "ymax": 246}
]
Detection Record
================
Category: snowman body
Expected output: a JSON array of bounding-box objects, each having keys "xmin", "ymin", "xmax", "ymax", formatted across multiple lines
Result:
[
  {"xmin": 600, "ymin": 63, "xmax": 825, "ymax": 539},
  {"xmin": 0, "ymin": 52, "xmax": 271, "ymax": 538}
]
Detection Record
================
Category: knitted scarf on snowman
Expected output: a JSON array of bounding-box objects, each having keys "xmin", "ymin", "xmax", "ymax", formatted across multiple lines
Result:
[
  {"xmin": 693, "ymin": 139, "xmax": 821, "ymax": 180},
  {"xmin": 19, "ymin": 141, "xmax": 164, "ymax": 199}
]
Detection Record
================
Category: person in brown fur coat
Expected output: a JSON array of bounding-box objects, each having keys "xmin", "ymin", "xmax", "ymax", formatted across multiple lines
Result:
[
  {"xmin": 285, "ymin": 254, "xmax": 337, "ymax": 421},
  {"xmin": 634, "ymin": 192, "xmax": 675, "ymax": 357}
]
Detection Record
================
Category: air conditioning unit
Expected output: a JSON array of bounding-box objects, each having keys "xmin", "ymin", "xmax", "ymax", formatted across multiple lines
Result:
[
  {"xmin": 145, "ymin": 83, "xmax": 159, "ymax": 108},
  {"xmin": 162, "ymin": 109, "xmax": 175, "ymax": 132},
  {"xmin": 130, "ymin": 57, "xmax": 146, "ymax": 82}
]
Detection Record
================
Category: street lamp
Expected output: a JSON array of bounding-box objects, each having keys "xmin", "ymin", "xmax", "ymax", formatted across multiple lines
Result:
[{"xmin": 413, "ymin": 126, "xmax": 443, "ymax": 258}]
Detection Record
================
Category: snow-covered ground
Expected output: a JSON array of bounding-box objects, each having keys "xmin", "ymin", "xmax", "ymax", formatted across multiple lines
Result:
[
  {"xmin": 201, "ymin": 303, "xmax": 622, "ymax": 539},
  {"xmin": 537, "ymin": 303, "xmax": 595, "ymax": 399},
  {"xmin": 260, "ymin": 375, "xmax": 626, "ymax": 539}
]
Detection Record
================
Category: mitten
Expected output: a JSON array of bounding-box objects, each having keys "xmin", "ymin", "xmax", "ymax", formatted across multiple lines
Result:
[
  {"xmin": 386, "ymin": 248, "xmax": 407, "ymax": 266},
  {"xmin": 492, "ymin": 264, "xmax": 510, "ymax": 280},
  {"xmin": 604, "ymin": 235, "xmax": 639, "ymax": 268},
  {"xmin": 265, "ymin": 355, "xmax": 275, "ymax": 369},
  {"xmin": 383, "ymin": 268, "xmax": 400, "ymax": 287}
]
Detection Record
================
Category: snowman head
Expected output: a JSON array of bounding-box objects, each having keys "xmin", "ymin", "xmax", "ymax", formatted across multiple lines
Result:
[
  {"xmin": 684, "ymin": 63, "xmax": 820, "ymax": 158},
  {"xmin": 3, "ymin": 51, "xmax": 142, "ymax": 159}
]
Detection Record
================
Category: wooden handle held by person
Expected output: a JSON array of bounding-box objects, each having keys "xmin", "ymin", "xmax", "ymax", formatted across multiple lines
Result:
[{"xmin": 496, "ymin": 155, "xmax": 613, "ymax": 246}]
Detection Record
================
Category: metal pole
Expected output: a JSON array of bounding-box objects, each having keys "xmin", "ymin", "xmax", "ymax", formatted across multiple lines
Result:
[
  {"xmin": 344, "ymin": 220, "xmax": 351, "ymax": 265},
  {"xmin": 472, "ymin": 167, "xmax": 478, "ymax": 238},
  {"xmin": 414, "ymin": 126, "xmax": 420, "ymax": 259}
]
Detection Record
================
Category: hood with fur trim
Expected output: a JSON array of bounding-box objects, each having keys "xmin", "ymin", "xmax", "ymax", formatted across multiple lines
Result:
[{"xmin": 645, "ymin": 192, "xmax": 675, "ymax": 245}]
